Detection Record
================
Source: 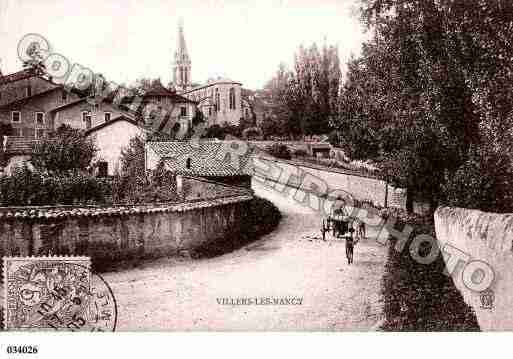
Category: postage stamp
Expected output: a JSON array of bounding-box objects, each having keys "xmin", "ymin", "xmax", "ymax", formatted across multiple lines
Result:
[{"xmin": 3, "ymin": 256, "xmax": 117, "ymax": 331}]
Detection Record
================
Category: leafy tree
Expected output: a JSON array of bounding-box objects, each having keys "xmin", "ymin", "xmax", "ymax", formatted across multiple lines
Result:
[
  {"xmin": 31, "ymin": 125, "xmax": 97, "ymax": 174},
  {"xmin": 265, "ymin": 143, "xmax": 292, "ymax": 160},
  {"xmin": 222, "ymin": 122, "xmax": 242, "ymax": 138},
  {"xmin": 202, "ymin": 124, "xmax": 225, "ymax": 140},
  {"xmin": 335, "ymin": 0, "xmax": 513, "ymax": 212},
  {"xmin": 191, "ymin": 110, "xmax": 205, "ymax": 128},
  {"xmin": 113, "ymin": 137, "xmax": 177, "ymax": 204},
  {"xmin": 0, "ymin": 123, "xmax": 13, "ymax": 137},
  {"xmin": 22, "ymin": 43, "xmax": 47, "ymax": 76},
  {"xmin": 242, "ymin": 127, "xmax": 262, "ymax": 140},
  {"xmin": 264, "ymin": 43, "xmax": 342, "ymax": 138},
  {"xmin": 129, "ymin": 78, "xmax": 164, "ymax": 96}
]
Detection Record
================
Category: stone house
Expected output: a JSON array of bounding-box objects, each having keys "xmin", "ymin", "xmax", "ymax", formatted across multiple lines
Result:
[
  {"xmin": 85, "ymin": 115, "xmax": 146, "ymax": 176},
  {"xmin": 49, "ymin": 97, "xmax": 132, "ymax": 131},
  {"xmin": 145, "ymin": 141, "xmax": 254, "ymax": 188},
  {"xmin": 182, "ymin": 78, "xmax": 247, "ymax": 127},
  {"xmin": 136, "ymin": 81, "xmax": 198, "ymax": 136},
  {"xmin": 170, "ymin": 21, "xmax": 250, "ymax": 127},
  {"xmin": 0, "ymin": 70, "xmax": 82, "ymax": 138}
]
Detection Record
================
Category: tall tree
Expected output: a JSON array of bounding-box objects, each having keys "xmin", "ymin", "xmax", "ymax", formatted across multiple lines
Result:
[
  {"xmin": 263, "ymin": 42, "xmax": 342, "ymax": 138},
  {"xmin": 337, "ymin": 0, "xmax": 513, "ymax": 212}
]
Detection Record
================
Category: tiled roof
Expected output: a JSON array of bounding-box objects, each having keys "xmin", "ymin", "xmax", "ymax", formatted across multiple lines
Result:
[
  {"xmin": 184, "ymin": 78, "xmax": 243, "ymax": 94},
  {"xmin": 0, "ymin": 70, "xmax": 34, "ymax": 86},
  {"xmin": 147, "ymin": 141, "xmax": 255, "ymax": 177},
  {"xmin": 143, "ymin": 82, "xmax": 177, "ymax": 97},
  {"xmin": 85, "ymin": 114, "xmax": 143, "ymax": 135},
  {"xmin": 47, "ymin": 98, "xmax": 86, "ymax": 113},
  {"xmin": 143, "ymin": 82, "xmax": 197, "ymax": 103},
  {"xmin": 0, "ymin": 87, "xmax": 63, "ymax": 110}
]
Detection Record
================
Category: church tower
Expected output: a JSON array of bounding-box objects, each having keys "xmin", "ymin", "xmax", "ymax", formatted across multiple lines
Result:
[{"xmin": 173, "ymin": 19, "xmax": 192, "ymax": 93}]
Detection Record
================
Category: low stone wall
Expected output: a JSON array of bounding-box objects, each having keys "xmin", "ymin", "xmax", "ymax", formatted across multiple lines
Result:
[
  {"xmin": 434, "ymin": 206, "xmax": 513, "ymax": 330},
  {"xmin": 0, "ymin": 194, "xmax": 253, "ymax": 264},
  {"xmin": 252, "ymin": 156, "xmax": 407, "ymax": 209}
]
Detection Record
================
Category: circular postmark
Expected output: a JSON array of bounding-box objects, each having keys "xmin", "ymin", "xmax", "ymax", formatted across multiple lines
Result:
[{"xmin": 4, "ymin": 259, "xmax": 117, "ymax": 332}]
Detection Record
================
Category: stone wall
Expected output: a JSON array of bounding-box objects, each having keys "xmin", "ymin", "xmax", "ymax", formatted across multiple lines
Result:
[
  {"xmin": 252, "ymin": 156, "xmax": 407, "ymax": 209},
  {"xmin": 434, "ymin": 206, "xmax": 513, "ymax": 330},
  {"xmin": 181, "ymin": 176, "xmax": 252, "ymax": 201},
  {"xmin": 0, "ymin": 194, "xmax": 252, "ymax": 263}
]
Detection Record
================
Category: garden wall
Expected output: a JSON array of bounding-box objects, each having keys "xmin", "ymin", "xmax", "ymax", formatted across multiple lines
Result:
[
  {"xmin": 252, "ymin": 156, "xmax": 407, "ymax": 209},
  {"xmin": 435, "ymin": 206, "xmax": 513, "ymax": 330},
  {"xmin": 0, "ymin": 194, "xmax": 253, "ymax": 265}
]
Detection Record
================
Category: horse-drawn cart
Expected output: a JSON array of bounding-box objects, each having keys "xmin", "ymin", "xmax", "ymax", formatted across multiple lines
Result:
[{"xmin": 321, "ymin": 208, "xmax": 355, "ymax": 240}]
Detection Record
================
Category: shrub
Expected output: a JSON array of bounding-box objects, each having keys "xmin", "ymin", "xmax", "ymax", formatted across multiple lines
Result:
[
  {"xmin": 113, "ymin": 135, "xmax": 178, "ymax": 204},
  {"xmin": 31, "ymin": 125, "xmax": 97, "ymax": 174},
  {"xmin": 242, "ymin": 127, "xmax": 263, "ymax": 140},
  {"xmin": 244, "ymin": 196, "xmax": 282, "ymax": 237},
  {"xmin": 440, "ymin": 146, "xmax": 513, "ymax": 213},
  {"xmin": 293, "ymin": 148, "xmax": 309, "ymax": 157},
  {"xmin": 194, "ymin": 196, "xmax": 282, "ymax": 258},
  {"xmin": 0, "ymin": 165, "xmax": 110, "ymax": 206},
  {"xmin": 265, "ymin": 143, "xmax": 292, "ymax": 160}
]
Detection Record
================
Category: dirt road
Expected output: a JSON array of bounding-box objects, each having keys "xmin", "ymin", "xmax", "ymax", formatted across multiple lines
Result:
[{"xmin": 104, "ymin": 179, "xmax": 388, "ymax": 331}]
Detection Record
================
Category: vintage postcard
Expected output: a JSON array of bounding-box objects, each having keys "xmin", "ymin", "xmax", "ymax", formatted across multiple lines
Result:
[{"xmin": 0, "ymin": 0, "xmax": 512, "ymax": 349}]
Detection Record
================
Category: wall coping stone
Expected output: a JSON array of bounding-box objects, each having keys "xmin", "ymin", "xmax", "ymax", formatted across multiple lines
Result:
[{"xmin": 0, "ymin": 194, "xmax": 253, "ymax": 220}]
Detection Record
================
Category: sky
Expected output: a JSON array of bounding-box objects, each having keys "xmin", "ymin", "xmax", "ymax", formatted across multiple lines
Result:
[{"xmin": 0, "ymin": 0, "xmax": 368, "ymax": 90}]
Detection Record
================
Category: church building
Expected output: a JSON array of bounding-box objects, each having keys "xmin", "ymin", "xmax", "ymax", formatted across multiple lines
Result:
[{"xmin": 171, "ymin": 20, "xmax": 253, "ymax": 127}]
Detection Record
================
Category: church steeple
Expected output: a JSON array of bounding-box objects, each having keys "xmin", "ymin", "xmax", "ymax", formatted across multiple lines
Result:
[{"xmin": 173, "ymin": 18, "xmax": 191, "ymax": 93}]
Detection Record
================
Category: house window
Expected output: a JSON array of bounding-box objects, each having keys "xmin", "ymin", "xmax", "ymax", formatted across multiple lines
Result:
[
  {"xmin": 11, "ymin": 111, "xmax": 21, "ymax": 123},
  {"xmin": 157, "ymin": 96, "xmax": 161, "ymax": 103},
  {"xmin": 180, "ymin": 106, "xmax": 187, "ymax": 117},
  {"xmin": 36, "ymin": 129, "xmax": 45, "ymax": 139},
  {"xmin": 229, "ymin": 88, "xmax": 236, "ymax": 110},
  {"xmin": 35, "ymin": 112, "xmax": 45, "ymax": 125},
  {"xmin": 104, "ymin": 112, "xmax": 111, "ymax": 122},
  {"xmin": 82, "ymin": 111, "xmax": 92, "ymax": 129},
  {"xmin": 12, "ymin": 128, "xmax": 22, "ymax": 137},
  {"xmin": 186, "ymin": 158, "xmax": 191, "ymax": 169},
  {"xmin": 208, "ymin": 107, "xmax": 212, "ymax": 116},
  {"xmin": 98, "ymin": 161, "xmax": 108, "ymax": 177},
  {"xmin": 215, "ymin": 88, "xmax": 220, "ymax": 112},
  {"xmin": 26, "ymin": 85, "xmax": 32, "ymax": 97},
  {"xmin": 62, "ymin": 91, "xmax": 68, "ymax": 101}
]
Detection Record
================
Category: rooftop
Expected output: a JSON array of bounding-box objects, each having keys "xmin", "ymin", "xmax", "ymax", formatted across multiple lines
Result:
[
  {"xmin": 147, "ymin": 141, "xmax": 254, "ymax": 177},
  {"xmin": 143, "ymin": 81, "xmax": 197, "ymax": 104},
  {"xmin": 0, "ymin": 69, "xmax": 35, "ymax": 86}
]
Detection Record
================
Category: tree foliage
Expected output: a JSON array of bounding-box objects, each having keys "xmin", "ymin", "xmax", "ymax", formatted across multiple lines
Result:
[
  {"xmin": 336, "ymin": 0, "xmax": 513, "ymax": 212},
  {"xmin": 112, "ymin": 137, "xmax": 178, "ymax": 204},
  {"xmin": 242, "ymin": 126, "xmax": 262, "ymax": 140},
  {"xmin": 264, "ymin": 43, "xmax": 342, "ymax": 138},
  {"xmin": 0, "ymin": 164, "xmax": 109, "ymax": 206},
  {"xmin": 31, "ymin": 125, "xmax": 97, "ymax": 174}
]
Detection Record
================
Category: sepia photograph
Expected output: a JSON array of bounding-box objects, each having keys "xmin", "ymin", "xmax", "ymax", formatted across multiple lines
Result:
[{"xmin": 0, "ymin": 0, "xmax": 512, "ymax": 355}]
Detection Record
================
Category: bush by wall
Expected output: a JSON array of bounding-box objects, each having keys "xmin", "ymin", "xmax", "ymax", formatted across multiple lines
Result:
[
  {"xmin": 194, "ymin": 196, "xmax": 282, "ymax": 257},
  {"xmin": 379, "ymin": 210, "xmax": 479, "ymax": 331},
  {"xmin": 0, "ymin": 165, "xmax": 110, "ymax": 206},
  {"xmin": 243, "ymin": 196, "xmax": 282, "ymax": 238},
  {"xmin": 292, "ymin": 148, "xmax": 309, "ymax": 157},
  {"xmin": 111, "ymin": 161, "xmax": 178, "ymax": 204},
  {"xmin": 265, "ymin": 143, "xmax": 292, "ymax": 160}
]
